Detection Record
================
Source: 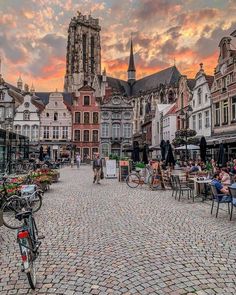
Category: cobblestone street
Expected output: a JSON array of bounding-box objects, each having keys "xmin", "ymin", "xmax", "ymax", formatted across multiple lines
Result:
[{"xmin": 1, "ymin": 166, "xmax": 236, "ymax": 295}]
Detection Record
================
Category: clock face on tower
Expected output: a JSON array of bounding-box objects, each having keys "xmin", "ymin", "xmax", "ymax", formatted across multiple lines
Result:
[{"xmin": 220, "ymin": 63, "xmax": 227, "ymax": 75}]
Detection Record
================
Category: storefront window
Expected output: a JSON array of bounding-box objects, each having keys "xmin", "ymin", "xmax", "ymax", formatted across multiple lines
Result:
[
  {"xmin": 215, "ymin": 102, "xmax": 220, "ymax": 126},
  {"xmin": 101, "ymin": 144, "xmax": 109, "ymax": 157}
]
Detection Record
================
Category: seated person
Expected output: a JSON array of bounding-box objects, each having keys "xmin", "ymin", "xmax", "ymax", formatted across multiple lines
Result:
[
  {"xmin": 211, "ymin": 172, "xmax": 230, "ymax": 201},
  {"xmin": 189, "ymin": 163, "xmax": 199, "ymax": 173},
  {"xmin": 220, "ymin": 168, "xmax": 231, "ymax": 186}
]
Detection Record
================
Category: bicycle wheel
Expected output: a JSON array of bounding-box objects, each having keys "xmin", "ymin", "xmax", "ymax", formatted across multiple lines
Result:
[
  {"xmin": 2, "ymin": 196, "xmax": 24, "ymax": 229},
  {"xmin": 126, "ymin": 173, "xmax": 140, "ymax": 188},
  {"xmin": 26, "ymin": 247, "xmax": 37, "ymax": 289},
  {"xmin": 29, "ymin": 190, "xmax": 43, "ymax": 213},
  {"xmin": 148, "ymin": 175, "xmax": 161, "ymax": 190}
]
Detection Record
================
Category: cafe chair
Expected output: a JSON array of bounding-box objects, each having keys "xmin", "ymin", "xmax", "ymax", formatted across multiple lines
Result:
[
  {"xmin": 175, "ymin": 175, "xmax": 193, "ymax": 201},
  {"xmin": 170, "ymin": 175, "xmax": 177, "ymax": 198},
  {"xmin": 228, "ymin": 186, "xmax": 236, "ymax": 221},
  {"xmin": 210, "ymin": 184, "xmax": 231, "ymax": 218}
]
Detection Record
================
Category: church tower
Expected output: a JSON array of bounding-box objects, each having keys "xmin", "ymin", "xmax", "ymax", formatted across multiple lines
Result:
[
  {"xmin": 127, "ymin": 37, "xmax": 136, "ymax": 85},
  {"xmin": 64, "ymin": 12, "xmax": 101, "ymax": 93}
]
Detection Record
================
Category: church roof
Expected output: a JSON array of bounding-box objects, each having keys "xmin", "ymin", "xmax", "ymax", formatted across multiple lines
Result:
[
  {"xmin": 187, "ymin": 79, "xmax": 196, "ymax": 91},
  {"xmin": 35, "ymin": 92, "xmax": 73, "ymax": 106},
  {"xmin": 205, "ymin": 75, "xmax": 214, "ymax": 89},
  {"xmin": 131, "ymin": 66, "xmax": 181, "ymax": 96},
  {"xmin": 106, "ymin": 76, "xmax": 131, "ymax": 96}
]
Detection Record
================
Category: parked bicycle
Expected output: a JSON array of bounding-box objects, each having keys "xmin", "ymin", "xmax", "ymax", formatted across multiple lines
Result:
[
  {"xmin": 126, "ymin": 165, "xmax": 161, "ymax": 190},
  {"xmin": 16, "ymin": 208, "xmax": 43, "ymax": 289}
]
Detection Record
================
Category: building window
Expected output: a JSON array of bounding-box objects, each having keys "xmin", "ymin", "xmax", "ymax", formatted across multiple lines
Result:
[
  {"xmin": 93, "ymin": 112, "xmax": 98, "ymax": 124},
  {"xmin": 205, "ymin": 94, "xmax": 208, "ymax": 102},
  {"xmin": 101, "ymin": 144, "xmax": 109, "ymax": 157},
  {"xmin": 24, "ymin": 102, "xmax": 29, "ymax": 108},
  {"xmin": 62, "ymin": 127, "xmax": 68, "ymax": 139},
  {"xmin": 223, "ymin": 100, "xmax": 228, "ymax": 124},
  {"xmin": 92, "ymin": 130, "xmax": 98, "ymax": 142},
  {"xmin": 53, "ymin": 126, "xmax": 59, "ymax": 139},
  {"xmin": 46, "ymin": 113, "xmax": 49, "ymax": 117},
  {"xmin": 123, "ymin": 123, "xmax": 132, "ymax": 138},
  {"xmin": 215, "ymin": 102, "xmax": 220, "ymax": 126},
  {"xmin": 84, "ymin": 112, "xmax": 90, "ymax": 124},
  {"xmin": 112, "ymin": 124, "xmax": 120, "ymax": 138},
  {"xmin": 82, "ymin": 34, "xmax": 87, "ymax": 71},
  {"xmin": 83, "ymin": 130, "xmax": 90, "ymax": 142},
  {"xmin": 22, "ymin": 125, "xmax": 30, "ymax": 137},
  {"xmin": 54, "ymin": 112, "xmax": 58, "ymax": 121},
  {"xmin": 74, "ymin": 130, "xmax": 80, "ymax": 141},
  {"xmin": 205, "ymin": 111, "xmax": 210, "ymax": 128},
  {"xmin": 232, "ymin": 97, "xmax": 236, "ymax": 121},
  {"xmin": 23, "ymin": 110, "xmax": 30, "ymax": 121},
  {"xmin": 14, "ymin": 125, "xmax": 21, "ymax": 134},
  {"xmin": 198, "ymin": 113, "xmax": 202, "ymax": 130},
  {"xmin": 43, "ymin": 126, "xmax": 49, "ymax": 139},
  {"xmin": 101, "ymin": 123, "xmax": 109, "ymax": 137},
  {"xmin": 83, "ymin": 96, "xmax": 90, "ymax": 106},
  {"xmin": 74, "ymin": 112, "xmax": 80, "ymax": 124},
  {"xmin": 91, "ymin": 36, "xmax": 95, "ymax": 74},
  {"xmin": 92, "ymin": 147, "xmax": 98, "ymax": 156},
  {"xmin": 140, "ymin": 102, "xmax": 143, "ymax": 116},
  {"xmin": 31, "ymin": 125, "xmax": 39, "ymax": 141},
  {"xmin": 198, "ymin": 88, "xmax": 202, "ymax": 105},
  {"xmin": 180, "ymin": 93, "xmax": 184, "ymax": 109},
  {"xmin": 112, "ymin": 112, "xmax": 121, "ymax": 119},
  {"xmin": 192, "ymin": 115, "xmax": 196, "ymax": 130}
]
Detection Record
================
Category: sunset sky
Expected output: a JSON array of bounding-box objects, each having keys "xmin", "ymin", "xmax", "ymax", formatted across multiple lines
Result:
[{"xmin": 0, "ymin": 0, "xmax": 236, "ymax": 91}]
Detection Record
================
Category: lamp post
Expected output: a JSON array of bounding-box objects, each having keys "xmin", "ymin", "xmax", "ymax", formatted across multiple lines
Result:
[{"xmin": 179, "ymin": 104, "xmax": 193, "ymax": 162}]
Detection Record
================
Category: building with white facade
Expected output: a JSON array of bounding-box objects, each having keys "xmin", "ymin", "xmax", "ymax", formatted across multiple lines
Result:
[
  {"xmin": 151, "ymin": 103, "xmax": 174, "ymax": 156},
  {"xmin": 39, "ymin": 91, "xmax": 72, "ymax": 160},
  {"xmin": 13, "ymin": 93, "xmax": 44, "ymax": 145},
  {"xmin": 190, "ymin": 64, "xmax": 213, "ymax": 138}
]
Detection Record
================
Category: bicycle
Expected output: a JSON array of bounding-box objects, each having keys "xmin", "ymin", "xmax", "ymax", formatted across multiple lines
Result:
[
  {"xmin": 126, "ymin": 165, "xmax": 161, "ymax": 189},
  {"xmin": 1, "ymin": 176, "xmax": 43, "ymax": 229},
  {"xmin": 16, "ymin": 208, "xmax": 43, "ymax": 289}
]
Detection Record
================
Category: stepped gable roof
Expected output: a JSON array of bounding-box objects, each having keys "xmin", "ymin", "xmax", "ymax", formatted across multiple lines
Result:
[
  {"xmin": 187, "ymin": 78, "xmax": 196, "ymax": 90},
  {"xmin": 35, "ymin": 92, "xmax": 73, "ymax": 106},
  {"xmin": 205, "ymin": 75, "xmax": 214, "ymax": 89},
  {"xmin": 131, "ymin": 66, "xmax": 181, "ymax": 96},
  {"xmin": 106, "ymin": 76, "xmax": 130, "ymax": 96},
  {"xmin": 165, "ymin": 103, "xmax": 177, "ymax": 116}
]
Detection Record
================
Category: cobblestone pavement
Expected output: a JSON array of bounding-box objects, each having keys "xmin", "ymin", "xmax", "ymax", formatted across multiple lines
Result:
[{"xmin": 1, "ymin": 166, "xmax": 236, "ymax": 295}]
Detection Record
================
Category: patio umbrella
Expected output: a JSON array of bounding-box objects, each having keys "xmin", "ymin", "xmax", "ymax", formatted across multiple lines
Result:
[
  {"xmin": 132, "ymin": 142, "xmax": 140, "ymax": 162},
  {"xmin": 160, "ymin": 139, "xmax": 166, "ymax": 161},
  {"xmin": 175, "ymin": 144, "xmax": 200, "ymax": 150},
  {"xmin": 47, "ymin": 146, "xmax": 51, "ymax": 159},
  {"xmin": 217, "ymin": 143, "xmax": 225, "ymax": 168},
  {"xmin": 200, "ymin": 136, "xmax": 207, "ymax": 162},
  {"xmin": 39, "ymin": 146, "xmax": 44, "ymax": 161},
  {"xmin": 166, "ymin": 143, "xmax": 175, "ymax": 166},
  {"xmin": 142, "ymin": 144, "xmax": 149, "ymax": 164}
]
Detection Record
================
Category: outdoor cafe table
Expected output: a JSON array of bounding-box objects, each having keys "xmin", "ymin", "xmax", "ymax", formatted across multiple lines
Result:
[{"xmin": 190, "ymin": 177, "xmax": 212, "ymax": 201}]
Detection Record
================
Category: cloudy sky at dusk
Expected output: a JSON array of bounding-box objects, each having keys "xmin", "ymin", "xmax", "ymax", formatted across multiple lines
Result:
[{"xmin": 0, "ymin": 0, "xmax": 236, "ymax": 91}]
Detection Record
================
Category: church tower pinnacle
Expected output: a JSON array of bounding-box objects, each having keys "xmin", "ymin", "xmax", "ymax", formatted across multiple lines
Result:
[{"xmin": 127, "ymin": 37, "xmax": 136, "ymax": 84}]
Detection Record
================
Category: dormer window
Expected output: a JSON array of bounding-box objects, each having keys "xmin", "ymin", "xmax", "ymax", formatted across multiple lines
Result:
[
  {"xmin": 24, "ymin": 102, "xmax": 29, "ymax": 108},
  {"xmin": 83, "ymin": 96, "xmax": 90, "ymax": 106},
  {"xmin": 23, "ymin": 110, "xmax": 30, "ymax": 120}
]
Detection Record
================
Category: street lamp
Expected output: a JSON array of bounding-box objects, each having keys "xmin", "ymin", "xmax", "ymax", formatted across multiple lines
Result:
[{"xmin": 179, "ymin": 105, "xmax": 193, "ymax": 161}]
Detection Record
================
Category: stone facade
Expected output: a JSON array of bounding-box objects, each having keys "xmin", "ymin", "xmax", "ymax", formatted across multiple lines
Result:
[
  {"xmin": 64, "ymin": 12, "xmax": 101, "ymax": 95},
  {"xmin": 40, "ymin": 92, "xmax": 72, "ymax": 160},
  {"xmin": 100, "ymin": 93, "xmax": 133, "ymax": 157},
  {"xmin": 189, "ymin": 64, "xmax": 213, "ymax": 138},
  {"xmin": 71, "ymin": 84, "xmax": 100, "ymax": 159}
]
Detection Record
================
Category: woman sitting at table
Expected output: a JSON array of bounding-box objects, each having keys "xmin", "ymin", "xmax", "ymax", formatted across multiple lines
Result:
[{"xmin": 220, "ymin": 168, "xmax": 231, "ymax": 186}]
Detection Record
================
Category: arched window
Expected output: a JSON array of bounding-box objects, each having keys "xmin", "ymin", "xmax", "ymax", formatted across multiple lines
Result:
[
  {"xmin": 23, "ymin": 110, "xmax": 30, "ymax": 121},
  {"xmin": 222, "ymin": 42, "xmax": 227, "ymax": 59},
  {"xmin": 82, "ymin": 34, "xmax": 87, "ymax": 71},
  {"xmin": 160, "ymin": 92, "xmax": 164, "ymax": 103},
  {"xmin": 14, "ymin": 125, "xmax": 21, "ymax": 134},
  {"xmin": 91, "ymin": 36, "xmax": 95, "ymax": 73},
  {"xmin": 54, "ymin": 112, "xmax": 58, "ymax": 121},
  {"xmin": 140, "ymin": 100, "xmax": 143, "ymax": 116},
  {"xmin": 22, "ymin": 125, "xmax": 30, "ymax": 137},
  {"xmin": 31, "ymin": 125, "xmax": 39, "ymax": 141},
  {"xmin": 101, "ymin": 143, "xmax": 109, "ymax": 157},
  {"xmin": 198, "ymin": 88, "xmax": 202, "ymax": 105}
]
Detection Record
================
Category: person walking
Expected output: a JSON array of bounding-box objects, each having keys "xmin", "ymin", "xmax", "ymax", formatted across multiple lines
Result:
[
  {"xmin": 92, "ymin": 153, "xmax": 103, "ymax": 184},
  {"xmin": 76, "ymin": 154, "xmax": 81, "ymax": 169}
]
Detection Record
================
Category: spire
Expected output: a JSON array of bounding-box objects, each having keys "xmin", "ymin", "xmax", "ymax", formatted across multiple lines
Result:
[
  {"xmin": 17, "ymin": 75, "xmax": 23, "ymax": 90},
  {"xmin": 30, "ymin": 83, "xmax": 35, "ymax": 94},
  {"xmin": 127, "ymin": 36, "xmax": 136, "ymax": 83}
]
